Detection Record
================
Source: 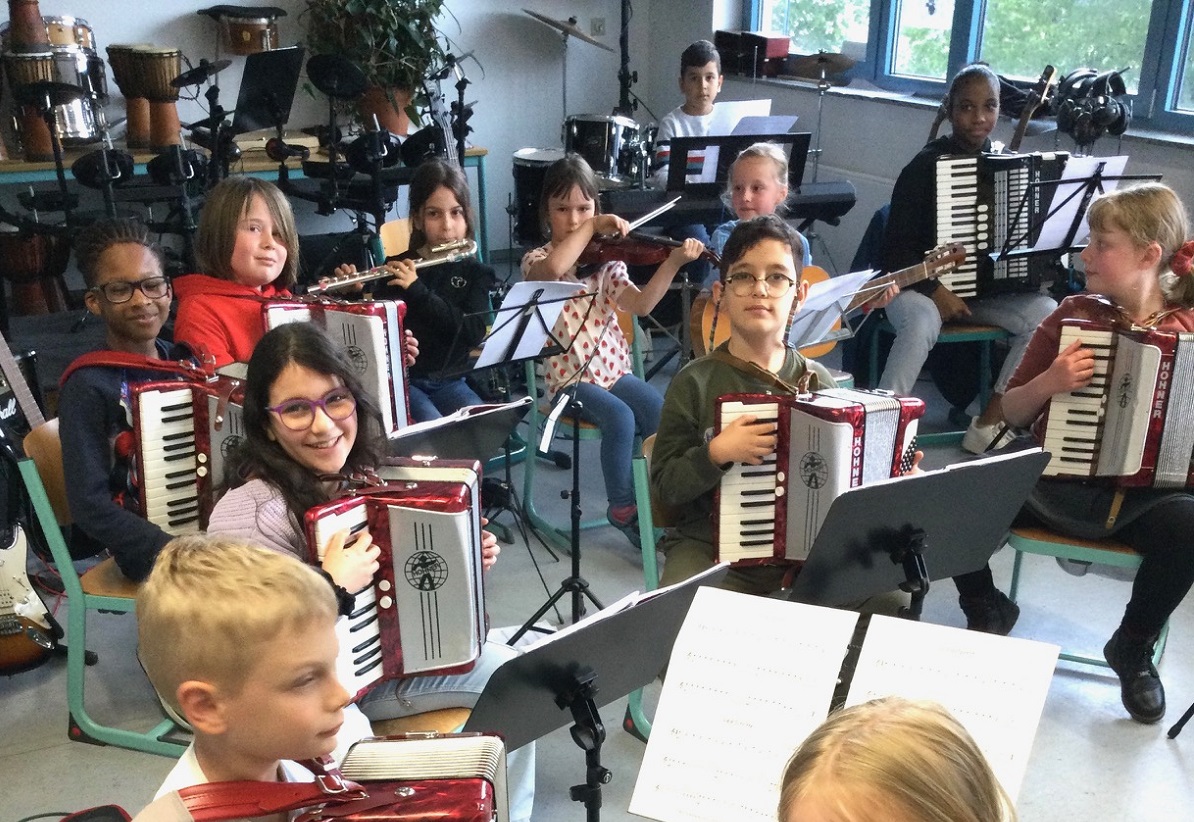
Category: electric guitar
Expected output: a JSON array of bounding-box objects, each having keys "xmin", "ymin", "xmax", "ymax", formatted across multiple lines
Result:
[
  {"xmin": 0, "ymin": 524, "xmax": 53, "ymax": 672},
  {"xmin": 0, "ymin": 328, "xmax": 53, "ymax": 673},
  {"xmin": 690, "ymin": 243, "xmax": 967, "ymax": 359}
]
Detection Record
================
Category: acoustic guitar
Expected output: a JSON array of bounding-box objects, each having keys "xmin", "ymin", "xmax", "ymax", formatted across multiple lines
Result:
[
  {"xmin": 1009, "ymin": 65, "xmax": 1058, "ymax": 153},
  {"xmin": 690, "ymin": 243, "xmax": 967, "ymax": 359}
]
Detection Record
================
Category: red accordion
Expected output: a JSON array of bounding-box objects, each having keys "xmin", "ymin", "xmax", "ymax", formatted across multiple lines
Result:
[
  {"xmin": 169, "ymin": 733, "xmax": 508, "ymax": 822},
  {"xmin": 713, "ymin": 388, "xmax": 923, "ymax": 566},
  {"xmin": 1042, "ymin": 319, "xmax": 1194, "ymax": 486},
  {"xmin": 263, "ymin": 298, "xmax": 411, "ymax": 436},
  {"xmin": 127, "ymin": 374, "xmax": 245, "ymax": 534},
  {"xmin": 304, "ymin": 458, "xmax": 485, "ymax": 699}
]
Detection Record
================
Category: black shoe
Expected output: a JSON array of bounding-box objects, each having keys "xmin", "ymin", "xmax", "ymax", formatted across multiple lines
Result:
[
  {"xmin": 1103, "ymin": 628, "xmax": 1165, "ymax": 723},
  {"xmin": 958, "ymin": 590, "xmax": 1020, "ymax": 635}
]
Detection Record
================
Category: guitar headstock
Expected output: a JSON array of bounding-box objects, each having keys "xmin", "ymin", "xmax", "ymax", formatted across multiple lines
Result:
[{"xmin": 924, "ymin": 242, "xmax": 967, "ymax": 272}]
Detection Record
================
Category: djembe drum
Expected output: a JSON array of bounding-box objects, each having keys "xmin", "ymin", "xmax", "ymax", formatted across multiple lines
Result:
[
  {"xmin": 0, "ymin": 227, "xmax": 72, "ymax": 316},
  {"xmin": 129, "ymin": 45, "xmax": 181, "ymax": 152},
  {"xmin": 105, "ymin": 44, "xmax": 151, "ymax": 149}
]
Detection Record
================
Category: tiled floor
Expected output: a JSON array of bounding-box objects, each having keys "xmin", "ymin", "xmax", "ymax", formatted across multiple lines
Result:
[{"xmin": 2, "ymin": 311, "xmax": 1192, "ymax": 821}]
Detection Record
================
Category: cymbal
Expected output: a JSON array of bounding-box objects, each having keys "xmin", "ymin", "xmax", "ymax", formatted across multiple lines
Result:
[
  {"xmin": 785, "ymin": 51, "xmax": 856, "ymax": 80},
  {"xmin": 523, "ymin": 8, "xmax": 614, "ymax": 53},
  {"xmin": 306, "ymin": 54, "xmax": 368, "ymax": 100},
  {"xmin": 173, "ymin": 58, "xmax": 232, "ymax": 89},
  {"xmin": 15, "ymin": 81, "xmax": 86, "ymax": 108}
]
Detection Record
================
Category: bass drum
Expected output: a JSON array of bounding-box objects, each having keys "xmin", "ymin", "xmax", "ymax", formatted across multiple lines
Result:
[{"xmin": 511, "ymin": 147, "xmax": 565, "ymax": 246}]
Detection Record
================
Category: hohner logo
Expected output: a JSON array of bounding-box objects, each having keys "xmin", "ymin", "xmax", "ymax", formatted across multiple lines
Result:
[
  {"xmin": 1153, "ymin": 359, "xmax": 1172, "ymax": 420},
  {"xmin": 0, "ymin": 397, "xmax": 16, "ymax": 421},
  {"xmin": 798, "ymin": 452, "xmax": 829, "ymax": 489}
]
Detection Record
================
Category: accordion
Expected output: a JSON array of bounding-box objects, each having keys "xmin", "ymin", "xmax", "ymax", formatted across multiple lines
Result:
[
  {"xmin": 335, "ymin": 734, "xmax": 509, "ymax": 822},
  {"xmin": 714, "ymin": 388, "xmax": 924, "ymax": 566},
  {"xmin": 1041, "ymin": 319, "xmax": 1194, "ymax": 486},
  {"xmin": 263, "ymin": 298, "xmax": 411, "ymax": 436},
  {"xmin": 304, "ymin": 458, "xmax": 485, "ymax": 699},
  {"xmin": 128, "ymin": 375, "xmax": 245, "ymax": 534},
  {"xmin": 934, "ymin": 151, "xmax": 1068, "ymax": 298},
  {"xmin": 171, "ymin": 733, "xmax": 508, "ymax": 822}
]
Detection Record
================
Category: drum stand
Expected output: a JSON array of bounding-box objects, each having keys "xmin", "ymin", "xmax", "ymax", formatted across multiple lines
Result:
[{"xmin": 18, "ymin": 82, "xmax": 80, "ymax": 229}]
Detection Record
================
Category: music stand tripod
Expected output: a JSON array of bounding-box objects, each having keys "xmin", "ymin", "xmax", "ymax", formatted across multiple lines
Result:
[{"xmin": 473, "ymin": 281, "xmax": 601, "ymax": 641}]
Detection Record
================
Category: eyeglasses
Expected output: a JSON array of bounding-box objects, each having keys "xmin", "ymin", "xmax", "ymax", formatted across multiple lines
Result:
[
  {"xmin": 90, "ymin": 276, "xmax": 171, "ymax": 304},
  {"xmin": 724, "ymin": 272, "xmax": 797, "ymax": 297},
  {"xmin": 267, "ymin": 388, "xmax": 357, "ymax": 431}
]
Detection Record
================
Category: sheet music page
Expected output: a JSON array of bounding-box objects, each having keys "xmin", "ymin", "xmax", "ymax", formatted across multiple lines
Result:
[
  {"xmin": 475, "ymin": 281, "xmax": 582, "ymax": 368},
  {"xmin": 630, "ymin": 588, "xmax": 859, "ymax": 822},
  {"xmin": 708, "ymin": 99, "xmax": 772, "ymax": 135},
  {"xmin": 844, "ymin": 615, "xmax": 1059, "ymax": 800},
  {"xmin": 787, "ymin": 269, "xmax": 875, "ymax": 348},
  {"xmin": 1034, "ymin": 155, "xmax": 1129, "ymax": 251}
]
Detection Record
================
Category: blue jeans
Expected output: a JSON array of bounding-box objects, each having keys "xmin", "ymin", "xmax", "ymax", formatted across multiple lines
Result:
[
  {"xmin": 408, "ymin": 376, "xmax": 485, "ymax": 422},
  {"xmin": 571, "ymin": 375, "xmax": 663, "ymax": 508},
  {"xmin": 878, "ymin": 290, "xmax": 1057, "ymax": 396},
  {"xmin": 356, "ymin": 640, "xmax": 535, "ymax": 822}
]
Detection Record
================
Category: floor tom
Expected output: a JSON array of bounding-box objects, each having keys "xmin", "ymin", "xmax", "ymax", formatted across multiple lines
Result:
[{"xmin": 512, "ymin": 147, "xmax": 565, "ymax": 246}]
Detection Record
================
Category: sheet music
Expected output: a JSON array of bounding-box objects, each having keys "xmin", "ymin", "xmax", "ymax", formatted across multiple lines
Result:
[
  {"xmin": 1034, "ymin": 155, "xmax": 1129, "ymax": 252},
  {"xmin": 631, "ymin": 589, "xmax": 1059, "ymax": 822},
  {"xmin": 475, "ymin": 281, "xmax": 580, "ymax": 368},
  {"xmin": 630, "ymin": 588, "xmax": 859, "ymax": 822},
  {"xmin": 787, "ymin": 269, "xmax": 874, "ymax": 349},
  {"xmin": 845, "ymin": 616, "xmax": 1058, "ymax": 800},
  {"xmin": 707, "ymin": 99, "xmax": 772, "ymax": 136}
]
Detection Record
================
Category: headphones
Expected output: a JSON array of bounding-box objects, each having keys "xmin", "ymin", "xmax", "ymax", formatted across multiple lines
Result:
[{"xmin": 1055, "ymin": 68, "xmax": 1132, "ymax": 147}]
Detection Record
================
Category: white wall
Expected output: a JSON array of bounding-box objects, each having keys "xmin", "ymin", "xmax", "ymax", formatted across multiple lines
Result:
[{"xmin": 17, "ymin": 0, "xmax": 1190, "ymax": 269}]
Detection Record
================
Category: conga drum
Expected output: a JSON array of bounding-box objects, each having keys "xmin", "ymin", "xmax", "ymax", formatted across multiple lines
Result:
[
  {"xmin": 5, "ymin": 0, "xmax": 51, "ymax": 53},
  {"xmin": 0, "ymin": 228, "xmax": 71, "ymax": 316},
  {"xmin": 105, "ymin": 44, "xmax": 151, "ymax": 149},
  {"xmin": 131, "ymin": 46, "xmax": 181, "ymax": 151}
]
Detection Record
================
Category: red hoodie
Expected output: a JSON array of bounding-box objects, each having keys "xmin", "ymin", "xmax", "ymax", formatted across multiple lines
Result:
[{"xmin": 172, "ymin": 273, "xmax": 291, "ymax": 367}]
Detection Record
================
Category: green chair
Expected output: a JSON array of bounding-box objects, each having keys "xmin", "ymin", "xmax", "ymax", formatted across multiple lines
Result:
[
  {"xmin": 869, "ymin": 318, "xmax": 1010, "ymax": 445},
  {"xmin": 522, "ymin": 311, "xmax": 655, "ymax": 555},
  {"xmin": 1007, "ymin": 525, "xmax": 1168, "ymax": 667},
  {"xmin": 20, "ymin": 420, "xmax": 186, "ymax": 757},
  {"xmin": 623, "ymin": 434, "xmax": 663, "ymax": 742}
]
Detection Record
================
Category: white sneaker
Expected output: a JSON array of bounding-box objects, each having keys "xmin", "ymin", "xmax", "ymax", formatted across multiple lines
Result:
[{"xmin": 962, "ymin": 418, "xmax": 1015, "ymax": 455}]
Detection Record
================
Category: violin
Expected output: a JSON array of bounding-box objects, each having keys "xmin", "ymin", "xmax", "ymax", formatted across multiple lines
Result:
[{"xmin": 577, "ymin": 230, "xmax": 721, "ymax": 269}]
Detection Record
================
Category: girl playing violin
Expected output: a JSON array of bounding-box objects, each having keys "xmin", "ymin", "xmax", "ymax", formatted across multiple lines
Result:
[{"xmin": 522, "ymin": 153, "xmax": 704, "ymax": 546}]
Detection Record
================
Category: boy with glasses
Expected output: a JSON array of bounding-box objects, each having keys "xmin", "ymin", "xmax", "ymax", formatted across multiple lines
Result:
[
  {"xmin": 58, "ymin": 218, "xmax": 211, "ymax": 580},
  {"xmin": 650, "ymin": 215, "xmax": 839, "ymax": 594}
]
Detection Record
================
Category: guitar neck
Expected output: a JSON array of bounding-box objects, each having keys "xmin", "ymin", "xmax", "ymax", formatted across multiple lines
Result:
[
  {"xmin": 0, "ymin": 330, "xmax": 44, "ymax": 431},
  {"xmin": 844, "ymin": 261, "xmax": 939, "ymax": 313}
]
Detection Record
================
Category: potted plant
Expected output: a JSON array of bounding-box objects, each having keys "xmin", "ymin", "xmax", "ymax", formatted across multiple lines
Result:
[{"xmin": 301, "ymin": 0, "xmax": 452, "ymax": 135}]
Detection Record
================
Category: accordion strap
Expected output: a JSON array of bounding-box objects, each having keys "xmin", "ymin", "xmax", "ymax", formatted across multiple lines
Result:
[
  {"xmin": 175, "ymin": 759, "xmax": 387, "ymax": 822},
  {"xmin": 59, "ymin": 349, "xmax": 214, "ymax": 387},
  {"xmin": 708, "ymin": 346, "xmax": 816, "ymax": 396}
]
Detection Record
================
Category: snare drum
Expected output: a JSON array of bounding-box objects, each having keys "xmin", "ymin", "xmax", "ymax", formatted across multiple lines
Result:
[
  {"xmin": 44, "ymin": 16, "xmax": 94, "ymax": 51},
  {"xmin": 220, "ymin": 15, "xmax": 281, "ymax": 55},
  {"xmin": 106, "ymin": 43, "xmax": 152, "ymax": 148},
  {"xmin": 512, "ymin": 147, "xmax": 565, "ymax": 246},
  {"xmin": 563, "ymin": 114, "xmax": 640, "ymax": 183}
]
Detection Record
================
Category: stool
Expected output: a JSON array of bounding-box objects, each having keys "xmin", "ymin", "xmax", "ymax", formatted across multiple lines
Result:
[
  {"xmin": 869, "ymin": 318, "xmax": 1010, "ymax": 445},
  {"xmin": 1007, "ymin": 525, "xmax": 1168, "ymax": 667}
]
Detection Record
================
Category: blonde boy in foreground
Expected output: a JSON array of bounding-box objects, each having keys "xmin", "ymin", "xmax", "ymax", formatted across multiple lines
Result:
[{"xmin": 134, "ymin": 535, "xmax": 373, "ymax": 820}]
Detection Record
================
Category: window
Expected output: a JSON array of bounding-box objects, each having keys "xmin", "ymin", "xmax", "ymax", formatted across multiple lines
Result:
[{"xmin": 748, "ymin": 0, "xmax": 1194, "ymax": 131}]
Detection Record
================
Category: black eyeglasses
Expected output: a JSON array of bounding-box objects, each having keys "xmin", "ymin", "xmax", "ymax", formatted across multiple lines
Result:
[
  {"xmin": 90, "ymin": 276, "xmax": 171, "ymax": 304},
  {"xmin": 267, "ymin": 388, "xmax": 357, "ymax": 431},
  {"xmin": 724, "ymin": 272, "xmax": 797, "ymax": 297}
]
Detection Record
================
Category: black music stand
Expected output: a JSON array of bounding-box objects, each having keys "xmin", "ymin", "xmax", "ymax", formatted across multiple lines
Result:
[
  {"xmin": 665, "ymin": 132, "xmax": 812, "ymax": 196},
  {"xmin": 388, "ymin": 397, "xmax": 531, "ymax": 461},
  {"xmin": 230, "ymin": 46, "xmax": 306, "ymax": 135},
  {"xmin": 464, "ymin": 564, "xmax": 729, "ymax": 821},
  {"xmin": 789, "ymin": 448, "xmax": 1050, "ymax": 619}
]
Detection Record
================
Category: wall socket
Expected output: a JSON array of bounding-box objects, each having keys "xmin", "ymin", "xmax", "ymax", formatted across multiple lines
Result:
[{"xmin": 590, "ymin": 17, "xmax": 605, "ymax": 36}]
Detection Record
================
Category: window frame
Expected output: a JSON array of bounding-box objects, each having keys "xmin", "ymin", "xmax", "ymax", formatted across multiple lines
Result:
[{"xmin": 745, "ymin": 0, "xmax": 1194, "ymax": 134}]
